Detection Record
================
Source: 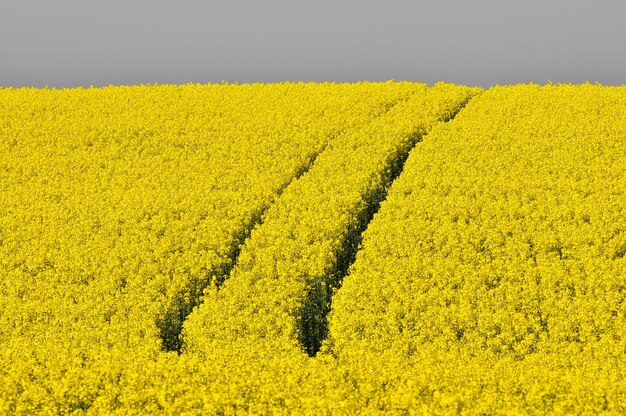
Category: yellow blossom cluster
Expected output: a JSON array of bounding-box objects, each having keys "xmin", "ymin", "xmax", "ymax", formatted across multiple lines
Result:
[
  {"xmin": 0, "ymin": 81, "xmax": 427, "ymax": 413},
  {"xmin": 2, "ymin": 82, "xmax": 625, "ymax": 414},
  {"xmin": 182, "ymin": 82, "xmax": 481, "ymax": 359},
  {"xmin": 327, "ymin": 83, "xmax": 626, "ymax": 413}
]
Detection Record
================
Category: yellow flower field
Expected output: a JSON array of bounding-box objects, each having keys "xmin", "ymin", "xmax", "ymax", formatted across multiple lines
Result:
[{"xmin": 1, "ymin": 81, "xmax": 625, "ymax": 414}]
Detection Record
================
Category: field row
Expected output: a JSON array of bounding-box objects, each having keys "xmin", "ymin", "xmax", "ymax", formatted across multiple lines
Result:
[
  {"xmin": 182, "ymin": 82, "xmax": 479, "ymax": 361},
  {"xmin": 2, "ymin": 82, "xmax": 626, "ymax": 414},
  {"xmin": 0, "ymin": 81, "xmax": 431, "ymax": 413},
  {"xmin": 327, "ymin": 83, "xmax": 626, "ymax": 413}
]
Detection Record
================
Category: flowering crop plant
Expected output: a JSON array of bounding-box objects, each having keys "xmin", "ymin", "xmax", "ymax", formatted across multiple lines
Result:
[{"xmin": 1, "ymin": 81, "xmax": 625, "ymax": 414}]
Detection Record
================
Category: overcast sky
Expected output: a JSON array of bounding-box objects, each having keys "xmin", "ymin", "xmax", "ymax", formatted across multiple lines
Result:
[{"xmin": 1, "ymin": 0, "xmax": 625, "ymax": 88}]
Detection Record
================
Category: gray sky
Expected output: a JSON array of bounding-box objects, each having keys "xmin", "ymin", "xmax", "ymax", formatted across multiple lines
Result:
[{"xmin": 1, "ymin": 0, "xmax": 625, "ymax": 88}]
